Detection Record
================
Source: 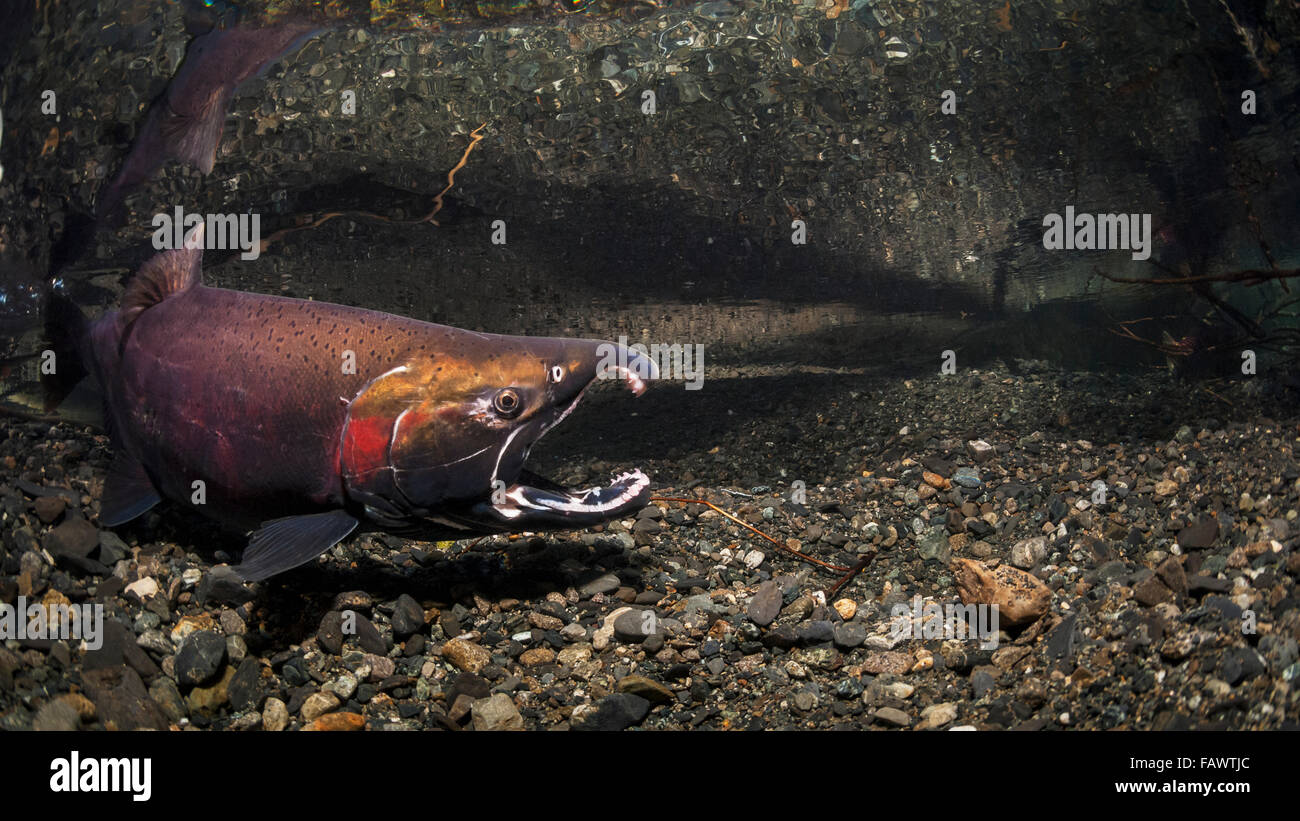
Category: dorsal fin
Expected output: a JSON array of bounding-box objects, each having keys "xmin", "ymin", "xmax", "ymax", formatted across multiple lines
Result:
[{"xmin": 122, "ymin": 223, "xmax": 205, "ymax": 324}]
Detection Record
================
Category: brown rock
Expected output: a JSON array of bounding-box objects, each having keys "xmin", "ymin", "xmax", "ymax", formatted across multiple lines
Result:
[
  {"xmin": 860, "ymin": 651, "xmax": 913, "ymax": 675},
  {"xmin": 951, "ymin": 558, "xmax": 1051, "ymax": 626},
  {"xmin": 922, "ymin": 471, "xmax": 950, "ymax": 490},
  {"xmin": 519, "ymin": 647, "xmax": 555, "ymax": 666},
  {"xmin": 1155, "ymin": 556, "xmax": 1188, "ymax": 596},
  {"xmin": 442, "ymin": 638, "xmax": 491, "ymax": 673},
  {"xmin": 59, "ymin": 693, "xmax": 97, "ymax": 721},
  {"xmin": 616, "ymin": 674, "xmax": 674, "ymax": 704},
  {"xmin": 303, "ymin": 712, "xmax": 365, "ymax": 731},
  {"xmin": 528, "ymin": 612, "xmax": 564, "ymax": 631},
  {"xmin": 1133, "ymin": 575, "xmax": 1174, "ymax": 606},
  {"xmin": 1177, "ymin": 518, "xmax": 1218, "ymax": 549},
  {"xmin": 44, "ymin": 515, "xmax": 97, "ymax": 557},
  {"xmin": 82, "ymin": 666, "xmax": 169, "ymax": 730},
  {"xmin": 33, "ymin": 700, "xmax": 81, "ymax": 731},
  {"xmin": 33, "ymin": 496, "xmax": 67, "ymax": 524}
]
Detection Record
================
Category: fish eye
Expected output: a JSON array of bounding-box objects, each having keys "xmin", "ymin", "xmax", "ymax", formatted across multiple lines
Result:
[
  {"xmin": 493, "ymin": 388, "xmax": 522, "ymax": 417},
  {"xmin": 550, "ymin": 365, "xmax": 565, "ymax": 382},
  {"xmin": 557, "ymin": 0, "xmax": 589, "ymax": 12}
]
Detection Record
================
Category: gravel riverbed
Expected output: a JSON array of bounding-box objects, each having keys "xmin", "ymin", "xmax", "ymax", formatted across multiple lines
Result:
[{"xmin": 2, "ymin": 361, "xmax": 1298, "ymax": 731}]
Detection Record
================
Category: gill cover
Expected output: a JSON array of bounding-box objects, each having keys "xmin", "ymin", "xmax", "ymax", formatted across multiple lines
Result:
[{"xmin": 340, "ymin": 360, "xmax": 518, "ymax": 522}]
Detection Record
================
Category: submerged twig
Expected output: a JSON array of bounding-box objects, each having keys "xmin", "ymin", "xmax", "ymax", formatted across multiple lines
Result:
[
  {"xmin": 651, "ymin": 496, "xmax": 851, "ymax": 574},
  {"xmin": 257, "ymin": 123, "xmax": 488, "ymax": 254}
]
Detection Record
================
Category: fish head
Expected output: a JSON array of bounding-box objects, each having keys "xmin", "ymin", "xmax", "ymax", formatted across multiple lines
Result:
[{"xmin": 341, "ymin": 334, "xmax": 657, "ymax": 534}]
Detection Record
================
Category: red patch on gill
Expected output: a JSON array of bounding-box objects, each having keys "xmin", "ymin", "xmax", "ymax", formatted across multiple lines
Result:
[{"xmin": 342, "ymin": 413, "xmax": 393, "ymax": 478}]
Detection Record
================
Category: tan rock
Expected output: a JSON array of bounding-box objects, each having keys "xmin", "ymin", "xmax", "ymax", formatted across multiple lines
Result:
[
  {"xmin": 556, "ymin": 644, "xmax": 593, "ymax": 667},
  {"xmin": 833, "ymin": 598, "xmax": 857, "ymax": 621},
  {"xmin": 300, "ymin": 691, "xmax": 340, "ymax": 721},
  {"xmin": 861, "ymin": 651, "xmax": 913, "ymax": 675},
  {"xmin": 519, "ymin": 647, "xmax": 555, "ymax": 666},
  {"xmin": 442, "ymin": 638, "xmax": 492, "ymax": 673},
  {"xmin": 951, "ymin": 558, "xmax": 1051, "ymax": 626},
  {"xmin": 262, "ymin": 697, "xmax": 289, "ymax": 731}
]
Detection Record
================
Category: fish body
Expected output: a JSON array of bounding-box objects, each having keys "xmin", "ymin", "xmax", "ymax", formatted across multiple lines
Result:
[
  {"xmin": 80, "ymin": 228, "xmax": 655, "ymax": 580},
  {"xmin": 96, "ymin": 21, "xmax": 322, "ymax": 221}
]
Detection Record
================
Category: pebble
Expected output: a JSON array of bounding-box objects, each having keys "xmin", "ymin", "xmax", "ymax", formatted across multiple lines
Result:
[
  {"xmin": 872, "ymin": 707, "xmax": 911, "ymax": 727},
  {"xmin": 883, "ymin": 682, "xmax": 914, "ymax": 699},
  {"xmin": 34, "ymin": 496, "xmax": 67, "ymax": 524},
  {"xmin": 187, "ymin": 666, "xmax": 235, "ymax": 715},
  {"xmin": 33, "ymin": 699, "xmax": 81, "ymax": 731},
  {"xmin": 966, "ymin": 439, "xmax": 995, "ymax": 462},
  {"xmin": 861, "ymin": 651, "xmax": 913, "ymax": 675},
  {"xmin": 617, "ymin": 674, "xmax": 675, "ymax": 704},
  {"xmin": 918, "ymin": 702, "xmax": 957, "ymax": 729},
  {"xmin": 613, "ymin": 609, "xmax": 658, "ymax": 643},
  {"xmin": 572, "ymin": 693, "xmax": 651, "ymax": 731},
  {"xmin": 1009, "ymin": 536, "xmax": 1048, "ymax": 569},
  {"xmin": 557, "ymin": 644, "xmax": 593, "ymax": 666},
  {"xmin": 124, "ymin": 577, "xmax": 160, "ymax": 602},
  {"xmin": 262, "ymin": 697, "xmax": 289, "ymax": 731},
  {"xmin": 330, "ymin": 673, "xmax": 359, "ymax": 700},
  {"xmin": 390, "ymin": 594, "xmax": 425, "ymax": 636},
  {"xmin": 442, "ymin": 638, "xmax": 491, "ymax": 673},
  {"xmin": 301, "ymin": 691, "xmax": 341, "ymax": 721},
  {"xmin": 747, "ymin": 580, "xmax": 782, "ymax": 626},
  {"xmin": 519, "ymin": 647, "xmax": 555, "ymax": 666},
  {"xmin": 579, "ymin": 573, "xmax": 621, "ymax": 596},
  {"xmin": 174, "ymin": 630, "xmax": 227, "ymax": 687},
  {"xmin": 44, "ymin": 516, "xmax": 97, "ymax": 556},
  {"xmin": 472, "ymin": 693, "xmax": 524, "ymax": 730},
  {"xmin": 917, "ymin": 527, "xmax": 950, "ymax": 562},
  {"xmin": 303, "ymin": 712, "xmax": 365, "ymax": 731},
  {"xmin": 149, "ymin": 677, "xmax": 187, "ymax": 723},
  {"xmin": 228, "ymin": 658, "xmax": 265, "ymax": 712},
  {"xmin": 833, "ymin": 598, "xmax": 857, "ymax": 620},
  {"xmin": 82, "ymin": 666, "xmax": 168, "ymax": 730},
  {"xmin": 832, "ymin": 622, "xmax": 867, "ymax": 649}
]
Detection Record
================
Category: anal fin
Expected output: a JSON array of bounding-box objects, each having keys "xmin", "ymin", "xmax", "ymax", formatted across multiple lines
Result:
[
  {"xmin": 100, "ymin": 452, "xmax": 162, "ymax": 527},
  {"xmin": 233, "ymin": 510, "xmax": 359, "ymax": 582}
]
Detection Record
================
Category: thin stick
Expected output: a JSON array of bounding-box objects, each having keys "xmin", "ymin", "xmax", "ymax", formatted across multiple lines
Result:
[
  {"xmin": 257, "ymin": 123, "xmax": 488, "ymax": 254},
  {"xmin": 651, "ymin": 496, "xmax": 850, "ymax": 573}
]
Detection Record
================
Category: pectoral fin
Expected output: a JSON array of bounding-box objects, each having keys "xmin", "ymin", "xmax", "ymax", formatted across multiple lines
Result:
[
  {"xmin": 99, "ymin": 452, "xmax": 162, "ymax": 527},
  {"xmin": 233, "ymin": 509, "xmax": 359, "ymax": 581}
]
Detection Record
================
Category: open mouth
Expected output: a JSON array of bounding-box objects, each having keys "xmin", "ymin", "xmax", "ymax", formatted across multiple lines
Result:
[
  {"xmin": 494, "ymin": 468, "xmax": 652, "ymax": 522},
  {"xmin": 483, "ymin": 358, "xmax": 655, "ymax": 527}
]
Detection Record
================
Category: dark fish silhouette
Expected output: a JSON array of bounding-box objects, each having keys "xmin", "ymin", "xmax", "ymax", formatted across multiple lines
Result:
[
  {"xmin": 66, "ymin": 226, "xmax": 656, "ymax": 581},
  {"xmin": 96, "ymin": 21, "xmax": 321, "ymax": 221}
]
